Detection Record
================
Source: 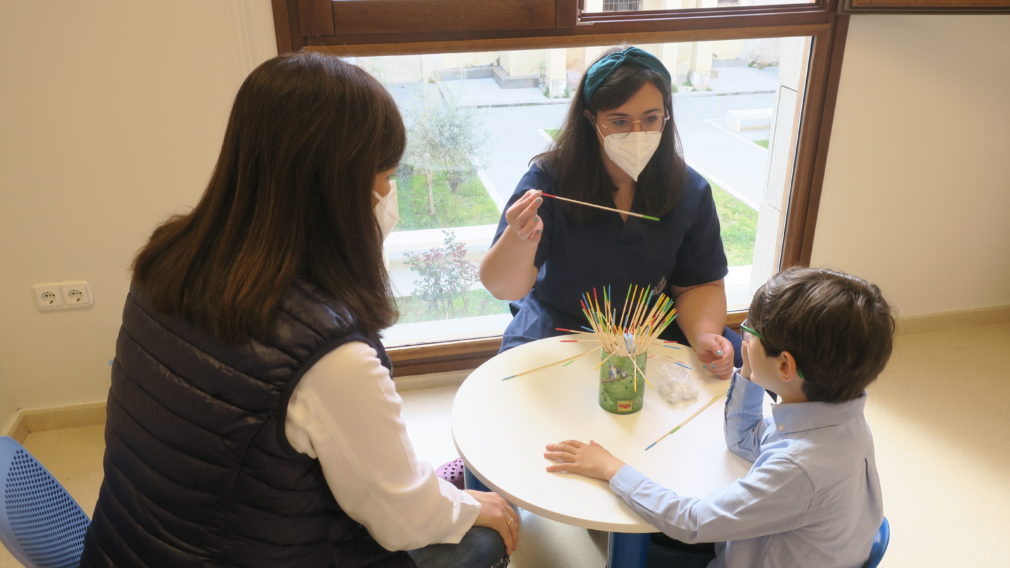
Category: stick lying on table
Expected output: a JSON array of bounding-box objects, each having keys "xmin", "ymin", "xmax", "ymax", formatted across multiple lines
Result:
[
  {"xmin": 644, "ymin": 389, "xmax": 728, "ymax": 451},
  {"xmin": 501, "ymin": 345, "xmax": 601, "ymax": 380},
  {"xmin": 540, "ymin": 192, "xmax": 661, "ymax": 222}
]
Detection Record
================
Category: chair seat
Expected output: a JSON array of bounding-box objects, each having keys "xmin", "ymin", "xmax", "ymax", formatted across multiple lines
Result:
[{"xmin": 0, "ymin": 436, "xmax": 91, "ymax": 568}]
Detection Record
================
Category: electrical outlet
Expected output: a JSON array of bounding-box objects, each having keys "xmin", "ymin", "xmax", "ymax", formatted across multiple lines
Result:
[
  {"xmin": 61, "ymin": 280, "xmax": 93, "ymax": 308},
  {"xmin": 32, "ymin": 283, "xmax": 64, "ymax": 310},
  {"xmin": 32, "ymin": 280, "xmax": 94, "ymax": 311}
]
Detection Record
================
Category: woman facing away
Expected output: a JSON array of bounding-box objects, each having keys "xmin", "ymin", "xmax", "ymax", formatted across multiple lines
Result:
[
  {"xmin": 481, "ymin": 46, "xmax": 742, "ymax": 377},
  {"xmin": 81, "ymin": 52, "xmax": 517, "ymax": 567}
]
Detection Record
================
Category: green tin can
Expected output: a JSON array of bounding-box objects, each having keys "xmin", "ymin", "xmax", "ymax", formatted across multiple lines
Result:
[{"xmin": 598, "ymin": 350, "xmax": 646, "ymax": 414}]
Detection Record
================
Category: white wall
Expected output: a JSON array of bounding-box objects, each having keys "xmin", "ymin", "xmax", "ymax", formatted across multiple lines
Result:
[
  {"xmin": 2, "ymin": 5, "xmax": 1008, "ymax": 428},
  {"xmin": 0, "ymin": 0, "xmax": 277, "ymax": 427},
  {"xmin": 812, "ymin": 15, "xmax": 1010, "ymax": 317}
]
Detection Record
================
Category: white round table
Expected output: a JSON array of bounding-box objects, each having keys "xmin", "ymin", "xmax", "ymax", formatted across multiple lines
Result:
[{"xmin": 452, "ymin": 335, "xmax": 752, "ymax": 567}]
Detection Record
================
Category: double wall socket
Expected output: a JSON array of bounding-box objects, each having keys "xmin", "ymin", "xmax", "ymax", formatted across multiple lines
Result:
[{"xmin": 32, "ymin": 281, "xmax": 93, "ymax": 310}]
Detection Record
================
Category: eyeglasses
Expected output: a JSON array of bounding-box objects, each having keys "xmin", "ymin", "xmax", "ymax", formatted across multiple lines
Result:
[
  {"xmin": 741, "ymin": 318, "xmax": 805, "ymax": 379},
  {"xmin": 740, "ymin": 318, "xmax": 761, "ymax": 342},
  {"xmin": 595, "ymin": 113, "xmax": 669, "ymax": 139}
]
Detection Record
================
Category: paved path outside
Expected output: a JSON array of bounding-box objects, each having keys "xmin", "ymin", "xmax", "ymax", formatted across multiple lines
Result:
[
  {"xmin": 432, "ymin": 64, "xmax": 779, "ymax": 209},
  {"xmin": 381, "ymin": 63, "xmax": 780, "ymax": 307}
]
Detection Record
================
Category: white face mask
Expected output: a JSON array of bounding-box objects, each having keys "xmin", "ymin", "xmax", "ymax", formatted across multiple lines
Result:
[
  {"xmin": 373, "ymin": 179, "xmax": 399, "ymax": 241},
  {"xmin": 602, "ymin": 131, "xmax": 662, "ymax": 182}
]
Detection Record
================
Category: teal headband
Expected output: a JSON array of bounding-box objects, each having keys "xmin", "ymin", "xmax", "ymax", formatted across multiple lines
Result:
[{"xmin": 582, "ymin": 47, "xmax": 672, "ymax": 106}]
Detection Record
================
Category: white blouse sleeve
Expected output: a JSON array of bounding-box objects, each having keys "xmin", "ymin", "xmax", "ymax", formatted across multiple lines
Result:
[{"xmin": 284, "ymin": 341, "xmax": 481, "ymax": 551}]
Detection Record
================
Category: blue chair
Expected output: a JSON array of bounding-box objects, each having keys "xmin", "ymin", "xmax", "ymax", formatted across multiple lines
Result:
[
  {"xmin": 863, "ymin": 516, "xmax": 891, "ymax": 568},
  {"xmin": 0, "ymin": 436, "xmax": 90, "ymax": 568}
]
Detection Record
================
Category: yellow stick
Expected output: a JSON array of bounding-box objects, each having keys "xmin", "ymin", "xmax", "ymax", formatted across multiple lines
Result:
[
  {"xmin": 541, "ymin": 192, "xmax": 661, "ymax": 221},
  {"xmin": 501, "ymin": 345, "xmax": 601, "ymax": 380},
  {"xmin": 595, "ymin": 351, "xmax": 615, "ymax": 370},
  {"xmin": 647, "ymin": 354, "xmax": 682, "ymax": 365},
  {"xmin": 629, "ymin": 285, "xmax": 651, "ymax": 334},
  {"xmin": 644, "ymin": 390, "xmax": 728, "ymax": 451},
  {"xmin": 629, "ymin": 353, "xmax": 653, "ymax": 389}
]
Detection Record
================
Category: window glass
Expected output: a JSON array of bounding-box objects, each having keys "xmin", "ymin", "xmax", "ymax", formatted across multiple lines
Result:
[
  {"xmin": 602, "ymin": 0, "xmax": 644, "ymax": 10},
  {"xmin": 584, "ymin": 0, "xmax": 815, "ymax": 13},
  {"xmin": 352, "ymin": 38, "xmax": 810, "ymax": 347}
]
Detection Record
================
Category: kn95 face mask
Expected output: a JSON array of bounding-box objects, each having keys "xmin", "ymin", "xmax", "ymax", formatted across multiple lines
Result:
[
  {"xmin": 373, "ymin": 179, "xmax": 399, "ymax": 241},
  {"xmin": 602, "ymin": 131, "xmax": 662, "ymax": 182}
]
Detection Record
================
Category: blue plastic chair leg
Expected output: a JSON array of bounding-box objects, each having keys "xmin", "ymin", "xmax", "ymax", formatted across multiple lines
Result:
[
  {"xmin": 463, "ymin": 465, "xmax": 491, "ymax": 492},
  {"xmin": 608, "ymin": 532, "xmax": 650, "ymax": 568}
]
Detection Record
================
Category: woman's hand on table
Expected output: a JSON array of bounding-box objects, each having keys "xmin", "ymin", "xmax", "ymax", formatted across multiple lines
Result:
[
  {"xmin": 505, "ymin": 189, "xmax": 544, "ymax": 243},
  {"xmin": 544, "ymin": 440, "xmax": 625, "ymax": 482},
  {"xmin": 694, "ymin": 333, "xmax": 734, "ymax": 380},
  {"xmin": 465, "ymin": 490, "xmax": 520, "ymax": 555}
]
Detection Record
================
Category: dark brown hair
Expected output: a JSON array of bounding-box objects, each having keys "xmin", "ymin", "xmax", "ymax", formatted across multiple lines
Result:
[
  {"xmin": 747, "ymin": 267, "xmax": 896, "ymax": 402},
  {"xmin": 535, "ymin": 46, "xmax": 687, "ymax": 222},
  {"xmin": 133, "ymin": 52, "xmax": 405, "ymax": 342}
]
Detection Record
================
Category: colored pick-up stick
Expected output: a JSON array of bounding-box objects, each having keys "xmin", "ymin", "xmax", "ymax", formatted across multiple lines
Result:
[{"xmin": 540, "ymin": 192, "xmax": 660, "ymax": 222}]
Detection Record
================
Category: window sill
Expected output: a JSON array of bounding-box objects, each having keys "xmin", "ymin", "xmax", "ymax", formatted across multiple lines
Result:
[{"xmin": 388, "ymin": 312, "xmax": 746, "ymax": 377}]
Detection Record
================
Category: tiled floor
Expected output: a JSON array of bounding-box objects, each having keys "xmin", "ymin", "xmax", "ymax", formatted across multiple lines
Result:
[{"xmin": 3, "ymin": 322, "xmax": 1009, "ymax": 567}]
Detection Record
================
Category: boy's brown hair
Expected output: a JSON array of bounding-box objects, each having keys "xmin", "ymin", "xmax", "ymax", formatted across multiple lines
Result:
[{"xmin": 747, "ymin": 267, "xmax": 895, "ymax": 402}]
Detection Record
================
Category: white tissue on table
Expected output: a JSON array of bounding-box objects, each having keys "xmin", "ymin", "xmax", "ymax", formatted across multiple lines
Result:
[{"xmin": 652, "ymin": 360, "xmax": 699, "ymax": 404}]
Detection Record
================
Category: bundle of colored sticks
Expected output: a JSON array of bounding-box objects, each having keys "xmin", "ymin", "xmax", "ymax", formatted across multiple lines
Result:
[{"xmin": 580, "ymin": 284, "xmax": 678, "ymax": 357}]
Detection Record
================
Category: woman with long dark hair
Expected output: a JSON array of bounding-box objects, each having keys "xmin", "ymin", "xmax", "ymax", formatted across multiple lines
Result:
[
  {"xmin": 481, "ymin": 46, "xmax": 741, "ymax": 377},
  {"xmin": 82, "ymin": 52, "xmax": 516, "ymax": 567}
]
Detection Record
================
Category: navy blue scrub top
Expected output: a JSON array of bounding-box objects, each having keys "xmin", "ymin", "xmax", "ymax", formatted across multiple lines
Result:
[{"xmin": 492, "ymin": 163, "xmax": 728, "ymax": 352}]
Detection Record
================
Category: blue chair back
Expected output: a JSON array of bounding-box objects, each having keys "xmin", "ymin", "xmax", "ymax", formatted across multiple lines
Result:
[
  {"xmin": 0, "ymin": 436, "xmax": 90, "ymax": 568},
  {"xmin": 863, "ymin": 516, "xmax": 890, "ymax": 568}
]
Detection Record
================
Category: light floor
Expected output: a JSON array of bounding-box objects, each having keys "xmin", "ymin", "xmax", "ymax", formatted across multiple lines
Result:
[{"xmin": 3, "ymin": 322, "xmax": 1009, "ymax": 567}]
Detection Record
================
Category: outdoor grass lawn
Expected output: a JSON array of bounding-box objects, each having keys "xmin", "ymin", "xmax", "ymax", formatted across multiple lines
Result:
[
  {"xmin": 391, "ymin": 161, "xmax": 756, "ymax": 323},
  {"xmin": 397, "ymin": 170, "xmax": 500, "ymax": 230},
  {"xmin": 395, "ymin": 289, "xmax": 509, "ymax": 323},
  {"xmin": 544, "ymin": 126, "xmax": 757, "ymax": 265},
  {"xmin": 709, "ymin": 179, "xmax": 757, "ymax": 266}
]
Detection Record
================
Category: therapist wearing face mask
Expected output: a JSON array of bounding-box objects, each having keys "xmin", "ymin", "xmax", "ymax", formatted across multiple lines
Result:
[
  {"xmin": 481, "ymin": 46, "xmax": 741, "ymax": 378},
  {"xmin": 82, "ymin": 52, "xmax": 518, "ymax": 568}
]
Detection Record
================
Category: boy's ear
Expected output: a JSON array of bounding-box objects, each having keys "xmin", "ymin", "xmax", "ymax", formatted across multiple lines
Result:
[{"xmin": 778, "ymin": 351, "xmax": 802, "ymax": 383}]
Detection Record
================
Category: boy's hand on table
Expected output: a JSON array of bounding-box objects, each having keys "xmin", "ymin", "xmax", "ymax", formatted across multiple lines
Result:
[
  {"xmin": 544, "ymin": 440, "xmax": 626, "ymax": 481},
  {"xmin": 695, "ymin": 333, "xmax": 734, "ymax": 380}
]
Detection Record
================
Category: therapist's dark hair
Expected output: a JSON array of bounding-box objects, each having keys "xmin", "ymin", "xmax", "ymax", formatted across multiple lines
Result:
[
  {"xmin": 534, "ymin": 46, "xmax": 687, "ymax": 222},
  {"xmin": 133, "ymin": 52, "xmax": 405, "ymax": 342},
  {"xmin": 747, "ymin": 267, "xmax": 896, "ymax": 402}
]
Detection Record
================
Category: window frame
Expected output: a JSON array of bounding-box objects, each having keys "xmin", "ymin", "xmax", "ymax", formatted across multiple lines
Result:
[
  {"xmin": 840, "ymin": 0, "xmax": 1010, "ymax": 13},
  {"xmin": 271, "ymin": 0, "xmax": 851, "ymax": 376}
]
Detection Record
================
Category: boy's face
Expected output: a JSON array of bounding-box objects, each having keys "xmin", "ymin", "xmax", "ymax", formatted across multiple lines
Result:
[
  {"xmin": 741, "ymin": 321, "xmax": 807, "ymax": 403},
  {"xmin": 743, "ymin": 336, "xmax": 782, "ymax": 392}
]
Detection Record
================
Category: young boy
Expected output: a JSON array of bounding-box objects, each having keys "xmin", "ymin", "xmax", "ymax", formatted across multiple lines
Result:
[{"xmin": 544, "ymin": 267, "xmax": 894, "ymax": 568}]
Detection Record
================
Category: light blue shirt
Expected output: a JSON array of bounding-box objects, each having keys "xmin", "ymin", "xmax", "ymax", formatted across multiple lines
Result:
[{"xmin": 610, "ymin": 372, "xmax": 883, "ymax": 568}]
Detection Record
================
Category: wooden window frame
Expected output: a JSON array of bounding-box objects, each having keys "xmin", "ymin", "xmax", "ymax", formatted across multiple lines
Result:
[
  {"xmin": 841, "ymin": 0, "xmax": 1010, "ymax": 13},
  {"xmin": 271, "ymin": 0, "xmax": 850, "ymax": 376}
]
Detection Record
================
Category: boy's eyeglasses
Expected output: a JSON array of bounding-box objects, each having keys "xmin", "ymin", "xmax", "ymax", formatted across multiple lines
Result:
[
  {"xmin": 740, "ymin": 318, "xmax": 761, "ymax": 342},
  {"xmin": 741, "ymin": 318, "xmax": 805, "ymax": 379}
]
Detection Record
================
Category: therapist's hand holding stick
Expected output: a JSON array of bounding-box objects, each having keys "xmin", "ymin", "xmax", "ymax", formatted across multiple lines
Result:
[
  {"xmin": 505, "ymin": 189, "xmax": 544, "ymax": 242},
  {"xmin": 480, "ymin": 189, "xmax": 543, "ymax": 301}
]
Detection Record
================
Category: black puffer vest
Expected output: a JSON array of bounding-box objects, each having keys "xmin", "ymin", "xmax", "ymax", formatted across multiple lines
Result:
[{"xmin": 81, "ymin": 280, "xmax": 415, "ymax": 567}]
